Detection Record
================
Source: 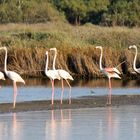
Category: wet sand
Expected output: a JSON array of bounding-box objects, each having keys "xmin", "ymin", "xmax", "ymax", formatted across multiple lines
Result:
[{"xmin": 0, "ymin": 95, "xmax": 140, "ymax": 113}]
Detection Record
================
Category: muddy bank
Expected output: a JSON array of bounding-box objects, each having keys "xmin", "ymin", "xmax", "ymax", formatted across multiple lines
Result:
[{"xmin": 1, "ymin": 95, "xmax": 140, "ymax": 113}]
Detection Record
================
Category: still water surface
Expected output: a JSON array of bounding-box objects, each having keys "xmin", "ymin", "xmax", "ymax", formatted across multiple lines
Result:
[
  {"xmin": 0, "ymin": 106, "xmax": 140, "ymax": 140},
  {"xmin": 0, "ymin": 78, "xmax": 140, "ymax": 103}
]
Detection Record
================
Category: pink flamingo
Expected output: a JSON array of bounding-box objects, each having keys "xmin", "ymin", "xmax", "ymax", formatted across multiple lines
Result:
[
  {"xmin": 50, "ymin": 48, "xmax": 74, "ymax": 104},
  {"xmin": 96, "ymin": 46, "xmax": 121, "ymax": 105},
  {"xmin": 0, "ymin": 47, "xmax": 25, "ymax": 108},
  {"xmin": 129, "ymin": 45, "xmax": 140, "ymax": 73},
  {"xmin": 45, "ymin": 51, "xmax": 60, "ymax": 105}
]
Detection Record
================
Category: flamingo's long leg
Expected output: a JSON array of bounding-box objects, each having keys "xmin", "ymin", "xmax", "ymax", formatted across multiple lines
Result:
[
  {"xmin": 65, "ymin": 79, "xmax": 71, "ymax": 104},
  {"xmin": 61, "ymin": 79, "xmax": 64, "ymax": 104},
  {"xmin": 51, "ymin": 80, "xmax": 54, "ymax": 105},
  {"xmin": 13, "ymin": 82, "xmax": 17, "ymax": 108}
]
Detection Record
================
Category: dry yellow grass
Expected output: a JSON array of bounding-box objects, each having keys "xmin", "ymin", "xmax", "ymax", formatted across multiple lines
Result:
[{"xmin": 0, "ymin": 23, "xmax": 139, "ymax": 79}]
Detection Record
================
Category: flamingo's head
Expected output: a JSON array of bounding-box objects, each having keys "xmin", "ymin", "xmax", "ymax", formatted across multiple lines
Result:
[
  {"xmin": 50, "ymin": 48, "xmax": 57, "ymax": 51},
  {"xmin": 129, "ymin": 45, "xmax": 137, "ymax": 49},
  {"xmin": 95, "ymin": 46, "xmax": 102, "ymax": 49}
]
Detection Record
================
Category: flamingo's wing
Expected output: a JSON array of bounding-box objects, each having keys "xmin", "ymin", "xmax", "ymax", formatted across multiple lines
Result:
[
  {"xmin": 7, "ymin": 71, "xmax": 25, "ymax": 84},
  {"xmin": 58, "ymin": 69, "xmax": 74, "ymax": 80},
  {"xmin": 105, "ymin": 67, "xmax": 121, "ymax": 74},
  {"xmin": 46, "ymin": 70, "xmax": 60, "ymax": 80},
  {"xmin": 108, "ymin": 71, "xmax": 121, "ymax": 79}
]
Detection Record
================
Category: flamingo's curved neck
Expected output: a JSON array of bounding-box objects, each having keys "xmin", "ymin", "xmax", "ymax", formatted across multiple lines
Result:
[
  {"xmin": 4, "ymin": 48, "xmax": 8, "ymax": 74},
  {"xmin": 133, "ymin": 47, "xmax": 137, "ymax": 71},
  {"xmin": 52, "ymin": 50, "xmax": 57, "ymax": 70},
  {"xmin": 99, "ymin": 48, "xmax": 103, "ymax": 70},
  {"xmin": 45, "ymin": 53, "xmax": 49, "ymax": 74}
]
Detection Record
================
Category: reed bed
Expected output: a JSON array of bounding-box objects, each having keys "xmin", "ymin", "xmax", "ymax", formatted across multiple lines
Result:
[{"xmin": 0, "ymin": 22, "xmax": 139, "ymax": 79}]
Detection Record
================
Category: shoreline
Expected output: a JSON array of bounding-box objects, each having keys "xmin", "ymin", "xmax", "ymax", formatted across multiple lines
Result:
[{"xmin": 0, "ymin": 95, "xmax": 140, "ymax": 114}]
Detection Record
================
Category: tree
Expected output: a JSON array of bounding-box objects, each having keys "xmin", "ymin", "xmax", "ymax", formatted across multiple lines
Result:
[
  {"xmin": 84, "ymin": 0, "xmax": 109, "ymax": 24},
  {"xmin": 51, "ymin": 0, "xmax": 87, "ymax": 25},
  {"xmin": 102, "ymin": 0, "xmax": 140, "ymax": 26}
]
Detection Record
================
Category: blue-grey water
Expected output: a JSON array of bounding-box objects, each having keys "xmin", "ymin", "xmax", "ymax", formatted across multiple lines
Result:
[
  {"xmin": 0, "ymin": 79, "xmax": 140, "ymax": 140},
  {"xmin": 0, "ymin": 106, "xmax": 140, "ymax": 140},
  {"xmin": 0, "ymin": 78, "xmax": 140, "ymax": 103}
]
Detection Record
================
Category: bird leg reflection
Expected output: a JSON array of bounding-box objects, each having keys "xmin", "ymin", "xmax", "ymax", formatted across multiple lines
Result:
[{"xmin": 65, "ymin": 80, "xmax": 72, "ymax": 104}]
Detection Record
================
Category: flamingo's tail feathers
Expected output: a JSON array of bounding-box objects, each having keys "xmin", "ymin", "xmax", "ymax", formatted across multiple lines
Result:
[
  {"xmin": 116, "ymin": 75, "xmax": 121, "ymax": 79},
  {"xmin": 22, "ymin": 79, "xmax": 25, "ymax": 84},
  {"xmin": 113, "ymin": 68, "xmax": 121, "ymax": 74},
  {"xmin": 69, "ymin": 75, "xmax": 74, "ymax": 81},
  {"xmin": 113, "ymin": 73, "xmax": 121, "ymax": 79},
  {"xmin": 2, "ymin": 77, "xmax": 5, "ymax": 80}
]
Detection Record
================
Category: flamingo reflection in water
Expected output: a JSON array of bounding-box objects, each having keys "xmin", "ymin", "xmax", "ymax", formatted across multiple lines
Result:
[{"xmin": 45, "ymin": 109, "xmax": 72, "ymax": 140}]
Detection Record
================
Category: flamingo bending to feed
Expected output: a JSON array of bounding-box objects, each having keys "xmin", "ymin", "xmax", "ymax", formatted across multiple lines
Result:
[
  {"xmin": 96, "ymin": 46, "xmax": 121, "ymax": 105},
  {"xmin": 129, "ymin": 45, "xmax": 140, "ymax": 73},
  {"xmin": 50, "ymin": 48, "xmax": 74, "ymax": 104},
  {"xmin": 0, "ymin": 47, "xmax": 25, "ymax": 108},
  {"xmin": 45, "ymin": 51, "xmax": 60, "ymax": 105}
]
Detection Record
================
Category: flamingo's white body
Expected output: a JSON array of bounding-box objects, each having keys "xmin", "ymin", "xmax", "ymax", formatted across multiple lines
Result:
[
  {"xmin": 96, "ymin": 46, "xmax": 121, "ymax": 105},
  {"xmin": 0, "ymin": 47, "xmax": 25, "ymax": 108},
  {"xmin": 129, "ymin": 45, "xmax": 140, "ymax": 73},
  {"xmin": 45, "ymin": 51, "xmax": 60, "ymax": 105},
  {"xmin": 50, "ymin": 48, "xmax": 74, "ymax": 104}
]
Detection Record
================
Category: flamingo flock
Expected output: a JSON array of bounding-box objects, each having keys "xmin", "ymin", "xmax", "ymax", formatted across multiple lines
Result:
[{"xmin": 0, "ymin": 45, "xmax": 139, "ymax": 108}]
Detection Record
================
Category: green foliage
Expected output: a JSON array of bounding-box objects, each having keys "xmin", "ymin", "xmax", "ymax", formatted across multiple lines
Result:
[
  {"xmin": 0, "ymin": 0, "xmax": 140, "ymax": 26},
  {"xmin": 102, "ymin": 0, "xmax": 140, "ymax": 26},
  {"xmin": 0, "ymin": 0, "xmax": 65, "ymax": 23},
  {"xmin": 51, "ymin": 0, "xmax": 140, "ymax": 27},
  {"xmin": 51, "ymin": 0, "xmax": 87, "ymax": 24},
  {"xmin": 51, "ymin": 0, "xmax": 109, "ymax": 24}
]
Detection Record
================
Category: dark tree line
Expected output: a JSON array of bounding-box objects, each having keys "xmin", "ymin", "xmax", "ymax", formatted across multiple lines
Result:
[{"xmin": 0, "ymin": 0, "xmax": 140, "ymax": 27}]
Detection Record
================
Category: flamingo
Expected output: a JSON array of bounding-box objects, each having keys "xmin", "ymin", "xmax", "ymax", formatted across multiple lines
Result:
[
  {"xmin": 50, "ymin": 48, "xmax": 74, "ymax": 104},
  {"xmin": 0, "ymin": 47, "xmax": 25, "ymax": 108},
  {"xmin": 129, "ymin": 45, "xmax": 140, "ymax": 73},
  {"xmin": 96, "ymin": 46, "xmax": 121, "ymax": 105},
  {"xmin": 45, "ymin": 51, "xmax": 60, "ymax": 105}
]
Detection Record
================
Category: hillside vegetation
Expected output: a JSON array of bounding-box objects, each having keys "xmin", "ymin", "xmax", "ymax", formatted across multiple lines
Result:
[{"xmin": 0, "ymin": 0, "xmax": 140, "ymax": 27}]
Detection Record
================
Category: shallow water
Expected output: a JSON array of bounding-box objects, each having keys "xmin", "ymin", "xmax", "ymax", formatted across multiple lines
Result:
[
  {"xmin": 0, "ymin": 78, "xmax": 140, "ymax": 103},
  {"xmin": 0, "ymin": 106, "xmax": 140, "ymax": 140}
]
